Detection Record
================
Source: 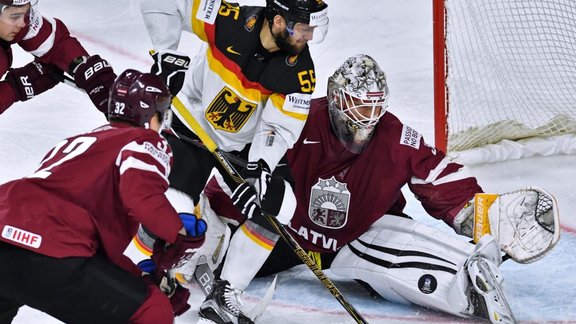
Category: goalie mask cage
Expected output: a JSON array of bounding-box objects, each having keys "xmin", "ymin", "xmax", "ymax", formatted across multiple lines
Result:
[{"xmin": 433, "ymin": 0, "xmax": 576, "ymax": 164}]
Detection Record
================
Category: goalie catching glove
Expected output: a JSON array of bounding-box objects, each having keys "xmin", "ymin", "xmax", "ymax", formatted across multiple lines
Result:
[{"xmin": 454, "ymin": 186, "xmax": 560, "ymax": 263}]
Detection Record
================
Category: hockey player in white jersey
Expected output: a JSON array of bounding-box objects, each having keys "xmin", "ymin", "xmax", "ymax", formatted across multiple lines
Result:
[{"xmin": 137, "ymin": 0, "xmax": 328, "ymax": 322}]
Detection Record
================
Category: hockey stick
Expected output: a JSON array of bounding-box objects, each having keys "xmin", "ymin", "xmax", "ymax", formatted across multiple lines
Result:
[{"xmin": 172, "ymin": 97, "xmax": 369, "ymax": 324}]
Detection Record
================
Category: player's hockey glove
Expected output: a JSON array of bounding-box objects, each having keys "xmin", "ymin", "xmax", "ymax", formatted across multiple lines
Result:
[
  {"xmin": 5, "ymin": 60, "xmax": 62, "ymax": 102},
  {"xmin": 137, "ymin": 259, "xmax": 192, "ymax": 316},
  {"xmin": 71, "ymin": 55, "xmax": 116, "ymax": 116},
  {"xmin": 151, "ymin": 213, "xmax": 207, "ymax": 273},
  {"xmin": 238, "ymin": 159, "xmax": 297, "ymax": 224},
  {"xmin": 149, "ymin": 49, "xmax": 190, "ymax": 96},
  {"xmin": 244, "ymin": 159, "xmax": 272, "ymax": 204}
]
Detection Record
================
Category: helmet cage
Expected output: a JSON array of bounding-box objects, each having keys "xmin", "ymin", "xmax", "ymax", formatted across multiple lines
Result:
[
  {"xmin": 326, "ymin": 54, "xmax": 390, "ymax": 153},
  {"xmin": 331, "ymin": 87, "xmax": 388, "ymax": 129}
]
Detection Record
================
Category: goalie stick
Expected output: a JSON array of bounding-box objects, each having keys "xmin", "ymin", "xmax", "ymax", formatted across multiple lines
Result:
[{"xmin": 171, "ymin": 96, "xmax": 369, "ymax": 324}]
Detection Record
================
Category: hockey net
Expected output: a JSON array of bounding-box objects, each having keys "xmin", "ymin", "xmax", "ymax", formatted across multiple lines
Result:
[{"xmin": 434, "ymin": 0, "xmax": 576, "ymax": 165}]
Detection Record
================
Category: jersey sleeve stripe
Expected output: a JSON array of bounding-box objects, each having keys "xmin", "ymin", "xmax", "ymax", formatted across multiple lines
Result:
[
  {"xmin": 25, "ymin": 17, "xmax": 56, "ymax": 57},
  {"xmin": 411, "ymin": 158, "xmax": 474, "ymax": 186},
  {"xmin": 116, "ymin": 141, "xmax": 171, "ymax": 172},
  {"xmin": 118, "ymin": 156, "xmax": 169, "ymax": 183}
]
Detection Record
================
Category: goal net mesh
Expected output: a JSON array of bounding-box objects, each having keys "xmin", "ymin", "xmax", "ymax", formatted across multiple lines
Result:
[{"xmin": 444, "ymin": 0, "xmax": 576, "ymax": 152}]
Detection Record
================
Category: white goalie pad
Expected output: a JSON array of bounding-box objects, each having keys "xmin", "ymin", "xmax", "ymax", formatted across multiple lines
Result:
[
  {"xmin": 477, "ymin": 186, "xmax": 560, "ymax": 264},
  {"xmin": 330, "ymin": 215, "xmax": 476, "ymax": 317}
]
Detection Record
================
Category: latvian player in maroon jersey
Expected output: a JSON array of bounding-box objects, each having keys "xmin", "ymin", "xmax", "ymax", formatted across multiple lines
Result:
[
  {"xmin": 0, "ymin": 70, "xmax": 208, "ymax": 323},
  {"xmin": 0, "ymin": 0, "xmax": 115, "ymax": 115},
  {"xmin": 186, "ymin": 55, "xmax": 559, "ymax": 324}
]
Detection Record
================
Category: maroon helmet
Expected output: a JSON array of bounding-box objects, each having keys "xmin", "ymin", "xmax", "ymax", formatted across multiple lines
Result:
[{"xmin": 108, "ymin": 69, "xmax": 172, "ymax": 128}]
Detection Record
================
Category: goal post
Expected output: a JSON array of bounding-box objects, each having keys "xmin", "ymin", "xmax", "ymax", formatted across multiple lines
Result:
[{"xmin": 433, "ymin": 0, "xmax": 576, "ymax": 164}]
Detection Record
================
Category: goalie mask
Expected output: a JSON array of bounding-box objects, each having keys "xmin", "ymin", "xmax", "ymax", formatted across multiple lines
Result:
[
  {"xmin": 108, "ymin": 69, "xmax": 173, "ymax": 132},
  {"xmin": 327, "ymin": 54, "xmax": 389, "ymax": 153}
]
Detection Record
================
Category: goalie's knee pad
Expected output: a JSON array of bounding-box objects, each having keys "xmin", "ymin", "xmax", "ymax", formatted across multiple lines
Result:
[{"xmin": 330, "ymin": 215, "xmax": 478, "ymax": 317}]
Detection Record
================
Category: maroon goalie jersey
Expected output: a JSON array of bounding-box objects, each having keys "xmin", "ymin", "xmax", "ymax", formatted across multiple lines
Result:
[
  {"xmin": 206, "ymin": 97, "xmax": 482, "ymax": 253},
  {"xmin": 0, "ymin": 124, "xmax": 182, "ymax": 272}
]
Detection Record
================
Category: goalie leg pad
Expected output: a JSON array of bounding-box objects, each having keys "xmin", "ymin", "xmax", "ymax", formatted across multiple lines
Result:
[
  {"xmin": 464, "ymin": 235, "xmax": 515, "ymax": 323},
  {"xmin": 330, "ymin": 215, "xmax": 476, "ymax": 317}
]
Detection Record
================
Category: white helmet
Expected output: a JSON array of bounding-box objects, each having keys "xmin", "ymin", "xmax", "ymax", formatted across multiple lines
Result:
[
  {"xmin": 327, "ymin": 54, "xmax": 389, "ymax": 153},
  {"xmin": 0, "ymin": 0, "xmax": 35, "ymax": 13}
]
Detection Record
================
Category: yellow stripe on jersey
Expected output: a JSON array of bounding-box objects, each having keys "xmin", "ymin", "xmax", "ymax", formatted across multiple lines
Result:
[
  {"xmin": 240, "ymin": 223, "xmax": 275, "ymax": 250},
  {"xmin": 131, "ymin": 236, "xmax": 152, "ymax": 256}
]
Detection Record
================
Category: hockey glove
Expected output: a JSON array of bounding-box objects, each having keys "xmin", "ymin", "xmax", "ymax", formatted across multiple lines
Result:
[
  {"xmin": 239, "ymin": 160, "xmax": 296, "ymax": 224},
  {"xmin": 137, "ymin": 259, "xmax": 192, "ymax": 316},
  {"xmin": 244, "ymin": 159, "xmax": 272, "ymax": 203},
  {"xmin": 71, "ymin": 55, "xmax": 116, "ymax": 115},
  {"xmin": 149, "ymin": 49, "xmax": 190, "ymax": 96},
  {"xmin": 151, "ymin": 213, "xmax": 207, "ymax": 274},
  {"xmin": 231, "ymin": 182, "xmax": 260, "ymax": 219},
  {"xmin": 5, "ymin": 61, "xmax": 62, "ymax": 102}
]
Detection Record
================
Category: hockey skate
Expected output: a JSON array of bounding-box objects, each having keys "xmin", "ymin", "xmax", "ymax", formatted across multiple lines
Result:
[
  {"xmin": 198, "ymin": 279, "xmax": 254, "ymax": 324},
  {"xmin": 465, "ymin": 236, "xmax": 516, "ymax": 324}
]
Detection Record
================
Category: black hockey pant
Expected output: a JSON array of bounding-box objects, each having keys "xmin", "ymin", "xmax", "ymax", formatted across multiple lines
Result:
[{"xmin": 0, "ymin": 242, "xmax": 148, "ymax": 324}]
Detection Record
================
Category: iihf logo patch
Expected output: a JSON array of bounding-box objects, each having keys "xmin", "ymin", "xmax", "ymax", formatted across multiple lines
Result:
[
  {"xmin": 418, "ymin": 274, "xmax": 437, "ymax": 294},
  {"xmin": 2, "ymin": 225, "xmax": 42, "ymax": 249},
  {"xmin": 308, "ymin": 176, "xmax": 350, "ymax": 229}
]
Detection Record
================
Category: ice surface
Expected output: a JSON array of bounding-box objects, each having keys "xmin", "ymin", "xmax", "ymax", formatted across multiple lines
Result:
[{"xmin": 1, "ymin": 0, "xmax": 575, "ymax": 323}]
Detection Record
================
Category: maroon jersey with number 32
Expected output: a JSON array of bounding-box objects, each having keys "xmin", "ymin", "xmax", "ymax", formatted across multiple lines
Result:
[{"xmin": 0, "ymin": 124, "xmax": 182, "ymax": 273}]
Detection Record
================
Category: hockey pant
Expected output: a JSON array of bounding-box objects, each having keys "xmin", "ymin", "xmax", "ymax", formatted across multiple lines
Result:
[
  {"xmin": 0, "ymin": 241, "xmax": 174, "ymax": 324},
  {"xmin": 330, "ymin": 214, "xmax": 481, "ymax": 318}
]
